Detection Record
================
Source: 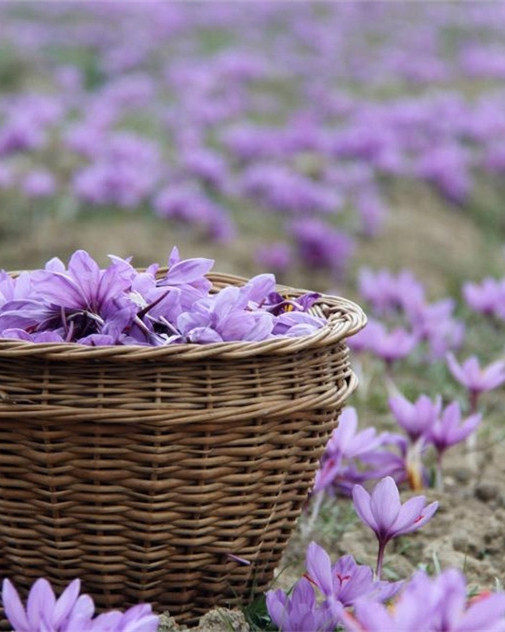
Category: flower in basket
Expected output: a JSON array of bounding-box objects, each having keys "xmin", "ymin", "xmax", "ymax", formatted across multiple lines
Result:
[{"xmin": 0, "ymin": 248, "xmax": 325, "ymax": 346}]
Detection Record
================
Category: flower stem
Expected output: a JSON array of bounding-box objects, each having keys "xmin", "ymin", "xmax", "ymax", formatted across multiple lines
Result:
[
  {"xmin": 435, "ymin": 451, "xmax": 444, "ymax": 491},
  {"xmin": 376, "ymin": 540, "xmax": 387, "ymax": 580},
  {"xmin": 302, "ymin": 491, "xmax": 324, "ymax": 538},
  {"xmin": 466, "ymin": 390, "xmax": 479, "ymax": 468}
]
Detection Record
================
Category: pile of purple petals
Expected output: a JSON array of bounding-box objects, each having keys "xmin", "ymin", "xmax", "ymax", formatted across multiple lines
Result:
[{"xmin": 0, "ymin": 248, "xmax": 324, "ymax": 346}]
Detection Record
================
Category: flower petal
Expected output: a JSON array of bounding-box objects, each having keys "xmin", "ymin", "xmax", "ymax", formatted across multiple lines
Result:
[
  {"xmin": 390, "ymin": 495, "xmax": 426, "ymax": 536},
  {"xmin": 370, "ymin": 476, "xmax": 401, "ymax": 534},
  {"xmin": 395, "ymin": 500, "xmax": 438, "ymax": 536},
  {"xmin": 305, "ymin": 542, "xmax": 334, "ymax": 597},
  {"xmin": 352, "ymin": 484, "xmax": 378, "ymax": 533},
  {"xmin": 2, "ymin": 579, "xmax": 30, "ymax": 632}
]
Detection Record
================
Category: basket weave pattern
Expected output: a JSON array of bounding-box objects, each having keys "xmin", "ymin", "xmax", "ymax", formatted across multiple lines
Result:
[{"xmin": 0, "ymin": 273, "xmax": 365, "ymax": 626}]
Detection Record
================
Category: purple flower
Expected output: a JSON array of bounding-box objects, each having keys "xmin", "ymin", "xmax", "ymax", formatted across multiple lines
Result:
[
  {"xmin": 427, "ymin": 401, "xmax": 481, "ymax": 455},
  {"xmin": 389, "ymin": 393, "xmax": 442, "ymax": 442},
  {"xmin": 266, "ymin": 578, "xmax": 336, "ymax": 632},
  {"xmin": 305, "ymin": 542, "xmax": 401, "ymax": 615},
  {"xmin": 177, "ymin": 278, "xmax": 276, "ymax": 343},
  {"xmin": 463, "ymin": 278, "xmax": 505, "ymax": 318},
  {"xmin": 446, "ymin": 353, "xmax": 505, "ymax": 408},
  {"xmin": 290, "ymin": 218, "xmax": 354, "ymax": 277},
  {"xmin": 340, "ymin": 570, "xmax": 434, "ymax": 632},
  {"xmin": 342, "ymin": 569, "xmax": 505, "ymax": 632},
  {"xmin": 363, "ymin": 322, "xmax": 418, "ymax": 366},
  {"xmin": 181, "ymin": 148, "xmax": 229, "ymax": 191},
  {"xmin": 314, "ymin": 408, "xmax": 382, "ymax": 493},
  {"xmin": 241, "ymin": 164, "xmax": 341, "ymax": 216},
  {"xmin": 153, "ymin": 184, "xmax": 235, "ymax": 243},
  {"xmin": 2, "ymin": 577, "xmax": 159, "ymax": 632},
  {"xmin": 346, "ymin": 320, "xmax": 384, "ymax": 354},
  {"xmin": 359, "ymin": 432, "xmax": 412, "ymax": 489},
  {"xmin": 352, "ymin": 476, "xmax": 438, "ymax": 577},
  {"xmin": 326, "ymin": 408, "xmax": 382, "ymax": 461},
  {"xmin": 358, "ymin": 268, "xmax": 425, "ymax": 316}
]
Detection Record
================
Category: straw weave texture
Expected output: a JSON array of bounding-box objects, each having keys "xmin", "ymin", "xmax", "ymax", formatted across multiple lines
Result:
[{"xmin": 0, "ymin": 272, "xmax": 365, "ymax": 626}]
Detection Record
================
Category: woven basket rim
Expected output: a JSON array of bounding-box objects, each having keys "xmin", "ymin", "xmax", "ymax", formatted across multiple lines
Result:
[{"xmin": 0, "ymin": 271, "xmax": 366, "ymax": 361}]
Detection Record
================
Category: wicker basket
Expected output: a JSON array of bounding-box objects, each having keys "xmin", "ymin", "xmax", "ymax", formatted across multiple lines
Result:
[{"xmin": 0, "ymin": 272, "xmax": 365, "ymax": 626}]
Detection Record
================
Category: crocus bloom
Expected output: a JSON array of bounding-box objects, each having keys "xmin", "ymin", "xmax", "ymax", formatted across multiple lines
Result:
[
  {"xmin": 342, "ymin": 569, "xmax": 505, "ymax": 632},
  {"xmin": 266, "ymin": 578, "xmax": 337, "ymax": 632},
  {"xmin": 463, "ymin": 278, "xmax": 505, "ymax": 318},
  {"xmin": 428, "ymin": 401, "xmax": 481, "ymax": 490},
  {"xmin": 389, "ymin": 393, "xmax": 442, "ymax": 442},
  {"xmin": 314, "ymin": 408, "xmax": 382, "ymax": 493},
  {"xmin": 2, "ymin": 577, "xmax": 159, "ymax": 632},
  {"xmin": 305, "ymin": 542, "xmax": 401, "ymax": 618},
  {"xmin": 428, "ymin": 401, "xmax": 481, "ymax": 455},
  {"xmin": 357, "ymin": 268, "xmax": 425, "ymax": 316},
  {"xmin": 368, "ymin": 324, "xmax": 418, "ymax": 367},
  {"xmin": 352, "ymin": 476, "xmax": 438, "ymax": 577},
  {"xmin": 446, "ymin": 353, "xmax": 505, "ymax": 409},
  {"xmin": 346, "ymin": 320, "xmax": 384, "ymax": 354}
]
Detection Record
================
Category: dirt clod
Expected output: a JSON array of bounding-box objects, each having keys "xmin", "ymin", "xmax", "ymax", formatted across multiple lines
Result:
[
  {"xmin": 157, "ymin": 609, "xmax": 250, "ymax": 632},
  {"xmin": 474, "ymin": 482, "xmax": 500, "ymax": 503}
]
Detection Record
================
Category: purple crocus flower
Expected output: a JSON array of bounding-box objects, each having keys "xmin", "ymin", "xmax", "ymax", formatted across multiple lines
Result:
[
  {"xmin": 463, "ymin": 278, "xmax": 505, "ymax": 318},
  {"xmin": 266, "ymin": 578, "xmax": 337, "ymax": 632},
  {"xmin": 314, "ymin": 408, "xmax": 382, "ymax": 493},
  {"xmin": 352, "ymin": 476, "xmax": 438, "ymax": 577},
  {"xmin": 359, "ymin": 432, "xmax": 412, "ymax": 489},
  {"xmin": 427, "ymin": 401, "xmax": 481, "ymax": 490},
  {"xmin": 429, "ymin": 569, "xmax": 505, "ymax": 632},
  {"xmin": 304, "ymin": 542, "xmax": 401, "ymax": 618},
  {"xmin": 0, "ymin": 250, "xmax": 136, "ymax": 343},
  {"xmin": 290, "ymin": 218, "xmax": 354, "ymax": 277},
  {"xmin": 342, "ymin": 569, "xmax": 505, "ymax": 632},
  {"xmin": 177, "ymin": 278, "xmax": 276, "ymax": 343},
  {"xmin": 408, "ymin": 298, "xmax": 465, "ymax": 359},
  {"xmin": 428, "ymin": 402, "xmax": 481, "ymax": 454},
  {"xmin": 367, "ymin": 323, "xmax": 418, "ymax": 368},
  {"xmin": 325, "ymin": 408, "xmax": 382, "ymax": 461},
  {"xmin": 389, "ymin": 393, "xmax": 442, "ymax": 442},
  {"xmin": 2, "ymin": 577, "xmax": 159, "ymax": 632},
  {"xmin": 346, "ymin": 320, "xmax": 384, "ymax": 354},
  {"xmin": 446, "ymin": 353, "xmax": 505, "ymax": 411},
  {"xmin": 357, "ymin": 268, "xmax": 425, "ymax": 316}
]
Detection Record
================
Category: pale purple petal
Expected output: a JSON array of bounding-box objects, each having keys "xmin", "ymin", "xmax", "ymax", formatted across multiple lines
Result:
[
  {"xmin": 390, "ymin": 495, "xmax": 426, "ymax": 536},
  {"xmin": 52, "ymin": 578, "xmax": 81, "ymax": 628},
  {"xmin": 27, "ymin": 578, "xmax": 55, "ymax": 629},
  {"xmin": 370, "ymin": 476, "xmax": 401, "ymax": 533},
  {"xmin": 305, "ymin": 541, "xmax": 334, "ymax": 597},
  {"xmin": 162, "ymin": 258, "xmax": 214, "ymax": 285},
  {"xmin": 352, "ymin": 484, "xmax": 378, "ymax": 532},
  {"xmin": 394, "ymin": 500, "xmax": 438, "ymax": 536},
  {"xmin": 457, "ymin": 593, "xmax": 505, "ymax": 632},
  {"xmin": 2, "ymin": 579, "xmax": 30, "ymax": 632}
]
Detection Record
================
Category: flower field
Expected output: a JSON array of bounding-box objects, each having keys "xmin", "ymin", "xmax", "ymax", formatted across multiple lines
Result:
[{"xmin": 1, "ymin": 2, "xmax": 505, "ymax": 630}]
